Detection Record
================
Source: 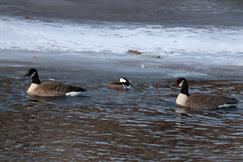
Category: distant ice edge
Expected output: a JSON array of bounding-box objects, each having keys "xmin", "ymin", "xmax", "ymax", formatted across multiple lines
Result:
[{"xmin": 1, "ymin": 16, "xmax": 243, "ymax": 65}]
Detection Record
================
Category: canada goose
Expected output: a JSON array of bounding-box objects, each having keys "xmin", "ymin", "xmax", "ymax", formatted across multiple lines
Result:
[
  {"xmin": 176, "ymin": 77, "xmax": 238, "ymax": 109},
  {"xmin": 24, "ymin": 68, "xmax": 86, "ymax": 97},
  {"xmin": 108, "ymin": 77, "xmax": 131, "ymax": 90}
]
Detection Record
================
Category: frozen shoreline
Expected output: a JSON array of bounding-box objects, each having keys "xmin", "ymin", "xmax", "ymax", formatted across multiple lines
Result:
[
  {"xmin": 1, "ymin": 16, "xmax": 243, "ymax": 68},
  {"xmin": 1, "ymin": 49, "xmax": 243, "ymax": 81}
]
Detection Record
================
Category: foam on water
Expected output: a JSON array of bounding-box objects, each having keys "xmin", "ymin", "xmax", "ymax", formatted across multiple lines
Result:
[{"xmin": 1, "ymin": 16, "xmax": 243, "ymax": 64}]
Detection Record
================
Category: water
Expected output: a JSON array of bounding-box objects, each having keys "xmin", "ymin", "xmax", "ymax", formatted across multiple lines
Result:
[
  {"xmin": 1, "ymin": 0, "xmax": 243, "ymax": 161},
  {"xmin": 0, "ymin": 65, "xmax": 243, "ymax": 161}
]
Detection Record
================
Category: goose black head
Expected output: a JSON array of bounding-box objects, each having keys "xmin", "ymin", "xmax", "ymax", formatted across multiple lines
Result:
[
  {"xmin": 24, "ymin": 68, "xmax": 40, "ymax": 84},
  {"xmin": 24, "ymin": 68, "xmax": 38, "ymax": 78},
  {"xmin": 176, "ymin": 77, "xmax": 187, "ymax": 87}
]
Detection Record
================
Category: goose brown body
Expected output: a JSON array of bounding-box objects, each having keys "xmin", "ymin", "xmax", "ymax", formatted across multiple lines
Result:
[
  {"xmin": 183, "ymin": 93, "xmax": 238, "ymax": 109},
  {"xmin": 176, "ymin": 77, "xmax": 238, "ymax": 109},
  {"xmin": 25, "ymin": 68, "xmax": 86, "ymax": 97},
  {"xmin": 27, "ymin": 81, "xmax": 86, "ymax": 97}
]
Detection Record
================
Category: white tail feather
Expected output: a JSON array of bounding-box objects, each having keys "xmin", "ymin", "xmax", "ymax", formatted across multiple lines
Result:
[{"xmin": 65, "ymin": 91, "xmax": 82, "ymax": 97}]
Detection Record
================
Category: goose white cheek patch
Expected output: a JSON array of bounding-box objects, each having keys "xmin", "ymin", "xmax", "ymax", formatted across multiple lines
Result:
[
  {"xmin": 179, "ymin": 80, "xmax": 184, "ymax": 87},
  {"xmin": 30, "ymin": 72, "xmax": 36, "ymax": 77}
]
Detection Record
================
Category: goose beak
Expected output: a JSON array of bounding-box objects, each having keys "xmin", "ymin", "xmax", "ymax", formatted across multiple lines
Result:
[{"xmin": 23, "ymin": 73, "xmax": 29, "ymax": 77}]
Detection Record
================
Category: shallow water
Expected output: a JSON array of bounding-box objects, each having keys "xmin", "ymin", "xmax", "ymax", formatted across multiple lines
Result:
[{"xmin": 0, "ymin": 65, "xmax": 243, "ymax": 161}]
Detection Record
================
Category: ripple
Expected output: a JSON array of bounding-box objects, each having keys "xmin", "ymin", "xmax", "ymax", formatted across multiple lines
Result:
[{"xmin": 0, "ymin": 75, "xmax": 243, "ymax": 161}]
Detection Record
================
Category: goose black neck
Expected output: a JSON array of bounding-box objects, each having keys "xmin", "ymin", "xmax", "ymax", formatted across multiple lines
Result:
[
  {"xmin": 32, "ymin": 73, "xmax": 41, "ymax": 84},
  {"xmin": 180, "ymin": 80, "xmax": 189, "ymax": 96}
]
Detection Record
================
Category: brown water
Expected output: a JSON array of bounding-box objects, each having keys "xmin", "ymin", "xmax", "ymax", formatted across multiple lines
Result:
[{"xmin": 0, "ymin": 61, "xmax": 243, "ymax": 161}]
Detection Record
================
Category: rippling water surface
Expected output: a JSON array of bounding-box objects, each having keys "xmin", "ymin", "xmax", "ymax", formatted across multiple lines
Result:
[
  {"xmin": 0, "ymin": 65, "xmax": 243, "ymax": 161},
  {"xmin": 1, "ymin": 1, "xmax": 243, "ymax": 160}
]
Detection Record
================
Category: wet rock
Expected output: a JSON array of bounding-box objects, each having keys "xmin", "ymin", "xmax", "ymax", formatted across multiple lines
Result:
[
  {"xmin": 25, "ymin": 16, "xmax": 32, "ymax": 20},
  {"xmin": 128, "ymin": 49, "xmax": 142, "ymax": 55}
]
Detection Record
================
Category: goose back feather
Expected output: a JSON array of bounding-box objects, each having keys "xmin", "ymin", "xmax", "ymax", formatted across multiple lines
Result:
[
  {"xmin": 30, "ymin": 81, "xmax": 86, "ymax": 97},
  {"xmin": 185, "ymin": 94, "xmax": 238, "ymax": 109}
]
